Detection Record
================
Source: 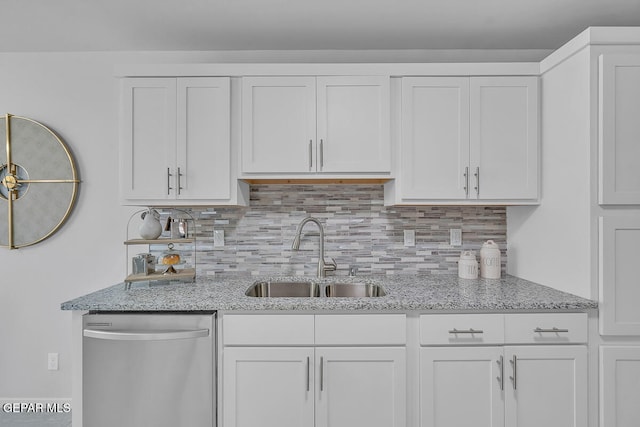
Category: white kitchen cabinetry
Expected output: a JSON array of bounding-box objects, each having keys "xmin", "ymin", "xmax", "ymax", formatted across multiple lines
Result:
[
  {"xmin": 600, "ymin": 346, "xmax": 640, "ymax": 427},
  {"xmin": 389, "ymin": 76, "xmax": 538, "ymax": 204},
  {"xmin": 503, "ymin": 346, "xmax": 587, "ymax": 427},
  {"xmin": 315, "ymin": 347, "xmax": 406, "ymax": 427},
  {"xmin": 599, "ymin": 54, "xmax": 640, "ymax": 205},
  {"xmin": 421, "ymin": 346, "xmax": 504, "ymax": 427},
  {"xmin": 120, "ymin": 77, "xmax": 247, "ymax": 205},
  {"xmin": 221, "ymin": 314, "xmax": 406, "ymax": 427},
  {"xmin": 223, "ymin": 347, "xmax": 314, "ymax": 427},
  {"xmin": 599, "ymin": 216, "xmax": 640, "ymax": 335},
  {"xmin": 419, "ymin": 313, "xmax": 587, "ymax": 427},
  {"xmin": 241, "ymin": 76, "xmax": 390, "ymax": 176}
]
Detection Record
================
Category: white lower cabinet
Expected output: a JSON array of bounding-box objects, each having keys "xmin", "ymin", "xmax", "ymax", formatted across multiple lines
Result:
[
  {"xmin": 221, "ymin": 314, "xmax": 406, "ymax": 427},
  {"xmin": 421, "ymin": 346, "xmax": 504, "ymax": 427},
  {"xmin": 316, "ymin": 347, "xmax": 406, "ymax": 427},
  {"xmin": 503, "ymin": 346, "xmax": 587, "ymax": 427},
  {"xmin": 223, "ymin": 347, "xmax": 314, "ymax": 427},
  {"xmin": 419, "ymin": 314, "xmax": 588, "ymax": 427}
]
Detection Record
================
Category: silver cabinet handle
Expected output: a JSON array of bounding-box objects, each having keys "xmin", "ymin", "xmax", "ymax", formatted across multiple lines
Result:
[
  {"xmin": 498, "ymin": 356, "xmax": 504, "ymax": 391},
  {"xmin": 509, "ymin": 355, "xmax": 517, "ymax": 390},
  {"xmin": 306, "ymin": 356, "xmax": 310, "ymax": 392},
  {"xmin": 534, "ymin": 327, "xmax": 569, "ymax": 333},
  {"xmin": 167, "ymin": 168, "xmax": 173, "ymax": 195},
  {"xmin": 84, "ymin": 328, "xmax": 209, "ymax": 341},
  {"xmin": 320, "ymin": 139, "xmax": 324, "ymax": 169},
  {"xmin": 448, "ymin": 328, "xmax": 484, "ymax": 334},
  {"xmin": 177, "ymin": 167, "xmax": 183, "ymax": 195},
  {"xmin": 474, "ymin": 166, "xmax": 480, "ymax": 196},
  {"xmin": 464, "ymin": 166, "xmax": 469, "ymax": 196},
  {"xmin": 309, "ymin": 140, "xmax": 313, "ymax": 170},
  {"xmin": 320, "ymin": 356, "xmax": 324, "ymax": 391}
]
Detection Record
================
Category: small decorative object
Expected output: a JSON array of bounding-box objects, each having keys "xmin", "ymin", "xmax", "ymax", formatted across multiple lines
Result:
[
  {"xmin": 480, "ymin": 240, "xmax": 501, "ymax": 279},
  {"xmin": 159, "ymin": 243, "xmax": 181, "ymax": 274},
  {"xmin": 458, "ymin": 250, "xmax": 478, "ymax": 279},
  {"xmin": 131, "ymin": 253, "xmax": 156, "ymax": 276},
  {"xmin": 1, "ymin": 114, "xmax": 80, "ymax": 249},
  {"xmin": 139, "ymin": 208, "xmax": 162, "ymax": 240}
]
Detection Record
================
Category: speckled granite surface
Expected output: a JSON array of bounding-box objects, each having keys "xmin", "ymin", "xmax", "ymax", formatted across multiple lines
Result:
[{"xmin": 61, "ymin": 274, "xmax": 597, "ymax": 312}]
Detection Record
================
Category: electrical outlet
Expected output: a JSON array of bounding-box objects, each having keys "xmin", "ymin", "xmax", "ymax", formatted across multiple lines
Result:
[
  {"xmin": 404, "ymin": 230, "xmax": 416, "ymax": 247},
  {"xmin": 450, "ymin": 229, "xmax": 462, "ymax": 246},
  {"xmin": 48, "ymin": 353, "xmax": 59, "ymax": 371},
  {"xmin": 213, "ymin": 230, "xmax": 225, "ymax": 247}
]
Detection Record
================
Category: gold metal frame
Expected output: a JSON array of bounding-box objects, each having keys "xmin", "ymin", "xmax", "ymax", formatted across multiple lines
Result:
[{"xmin": 1, "ymin": 114, "xmax": 80, "ymax": 249}]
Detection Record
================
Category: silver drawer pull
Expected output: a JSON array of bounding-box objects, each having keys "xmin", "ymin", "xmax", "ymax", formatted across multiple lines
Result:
[
  {"xmin": 534, "ymin": 327, "xmax": 569, "ymax": 333},
  {"xmin": 448, "ymin": 328, "xmax": 484, "ymax": 334}
]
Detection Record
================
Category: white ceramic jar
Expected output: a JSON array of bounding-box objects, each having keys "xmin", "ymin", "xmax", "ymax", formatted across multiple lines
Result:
[
  {"xmin": 139, "ymin": 208, "xmax": 162, "ymax": 240},
  {"xmin": 480, "ymin": 240, "xmax": 501, "ymax": 279},
  {"xmin": 458, "ymin": 250, "xmax": 479, "ymax": 279}
]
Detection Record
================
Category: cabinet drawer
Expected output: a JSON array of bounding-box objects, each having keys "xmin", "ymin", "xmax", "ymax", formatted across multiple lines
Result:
[
  {"xmin": 222, "ymin": 314, "xmax": 314, "ymax": 345},
  {"xmin": 420, "ymin": 314, "xmax": 504, "ymax": 345},
  {"xmin": 315, "ymin": 314, "xmax": 406, "ymax": 345},
  {"xmin": 504, "ymin": 313, "xmax": 587, "ymax": 344}
]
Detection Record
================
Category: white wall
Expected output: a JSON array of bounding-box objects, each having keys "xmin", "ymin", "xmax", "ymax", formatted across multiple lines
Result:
[{"xmin": 507, "ymin": 48, "xmax": 592, "ymax": 298}]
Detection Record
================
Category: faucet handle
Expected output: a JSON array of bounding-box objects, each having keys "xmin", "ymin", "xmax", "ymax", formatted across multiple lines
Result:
[{"xmin": 324, "ymin": 257, "xmax": 337, "ymax": 272}]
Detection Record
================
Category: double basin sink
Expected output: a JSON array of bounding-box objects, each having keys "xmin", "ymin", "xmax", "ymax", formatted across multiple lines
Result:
[{"xmin": 246, "ymin": 280, "xmax": 386, "ymax": 298}]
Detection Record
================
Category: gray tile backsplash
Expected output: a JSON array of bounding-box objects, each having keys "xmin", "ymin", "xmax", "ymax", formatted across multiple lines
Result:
[{"xmin": 178, "ymin": 185, "xmax": 506, "ymax": 277}]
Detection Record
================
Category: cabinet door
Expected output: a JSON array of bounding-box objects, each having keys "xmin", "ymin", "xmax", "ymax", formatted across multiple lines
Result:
[
  {"xmin": 223, "ymin": 347, "xmax": 314, "ymax": 427},
  {"xmin": 599, "ymin": 54, "xmax": 640, "ymax": 204},
  {"xmin": 599, "ymin": 216, "xmax": 640, "ymax": 335},
  {"xmin": 504, "ymin": 346, "xmax": 587, "ymax": 427},
  {"xmin": 241, "ymin": 77, "xmax": 316, "ymax": 173},
  {"xmin": 470, "ymin": 77, "xmax": 538, "ymax": 200},
  {"xmin": 176, "ymin": 77, "xmax": 231, "ymax": 200},
  {"xmin": 600, "ymin": 346, "xmax": 640, "ymax": 427},
  {"xmin": 316, "ymin": 347, "xmax": 406, "ymax": 427},
  {"xmin": 400, "ymin": 77, "xmax": 470, "ymax": 200},
  {"xmin": 120, "ymin": 78, "xmax": 177, "ymax": 201},
  {"xmin": 420, "ymin": 346, "xmax": 504, "ymax": 427},
  {"xmin": 317, "ymin": 76, "xmax": 390, "ymax": 173}
]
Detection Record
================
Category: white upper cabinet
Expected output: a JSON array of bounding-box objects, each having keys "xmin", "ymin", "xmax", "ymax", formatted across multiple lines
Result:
[
  {"xmin": 599, "ymin": 54, "xmax": 640, "ymax": 205},
  {"xmin": 241, "ymin": 76, "xmax": 391, "ymax": 176},
  {"xmin": 470, "ymin": 77, "xmax": 539, "ymax": 200},
  {"xmin": 400, "ymin": 77, "xmax": 470, "ymax": 200},
  {"xmin": 241, "ymin": 77, "xmax": 316, "ymax": 174},
  {"xmin": 389, "ymin": 76, "xmax": 538, "ymax": 204},
  {"xmin": 120, "ymin": 77, "xmax": 247, "ymax": 205},
  {"xmin": 121, "ymin": 78, "xmax": 177, "ymax": 202},
  {"xmin": 176, "ymin": 78, "xmax": 232, "ymax": 200},
  {"xmin": 316, "ymin": 76, "xmax": 390, "ymax": 173}
]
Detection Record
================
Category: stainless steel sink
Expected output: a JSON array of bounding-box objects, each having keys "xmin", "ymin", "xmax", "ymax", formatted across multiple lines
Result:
[
  {"xmin": 245, "ymin": 280, "xmax": 386, "ymax": 298},
  {"xmin": 245, "ymin": 281, "xmax": 320, "ymax": 297},
  {"xmin": 324, "ymin": 283, "xmax": 386, "ymax": 297}
]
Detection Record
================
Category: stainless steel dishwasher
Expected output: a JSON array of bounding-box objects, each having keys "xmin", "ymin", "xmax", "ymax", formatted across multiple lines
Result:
[{"xmin": 83, "ymin": 312, "xmax": 215, "ymax": 427}]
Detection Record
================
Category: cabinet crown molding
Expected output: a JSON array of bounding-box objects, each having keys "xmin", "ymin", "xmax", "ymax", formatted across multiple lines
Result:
[{"xmin": 114, "ymin": 62, "xmax": 540, "ymax": 78}]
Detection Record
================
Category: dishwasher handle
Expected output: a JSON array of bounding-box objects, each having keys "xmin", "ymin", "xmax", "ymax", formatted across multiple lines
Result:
[{"xmin": 84, "ymin": 328, "xmax": 209, "ymax": 341}]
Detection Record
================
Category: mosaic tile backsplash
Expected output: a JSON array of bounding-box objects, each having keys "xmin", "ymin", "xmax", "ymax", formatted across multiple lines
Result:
[{"xmin": 158, "ymin": 185, "xmax": 507, "ymax": 277}]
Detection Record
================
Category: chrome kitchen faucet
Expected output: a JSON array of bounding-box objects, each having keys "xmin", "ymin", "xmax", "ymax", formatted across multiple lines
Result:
[{"xmin": 291, "ymin": 216, "xmax": 337, "ymax": 278}]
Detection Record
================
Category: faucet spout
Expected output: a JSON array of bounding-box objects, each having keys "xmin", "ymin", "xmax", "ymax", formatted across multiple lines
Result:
[{"xmin": 291, "ymin": 217, "xmax": 337, "ymax": 278}]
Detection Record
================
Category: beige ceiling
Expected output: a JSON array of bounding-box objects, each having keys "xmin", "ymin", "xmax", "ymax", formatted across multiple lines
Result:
[{"xmin": 2, "ymin": 0, "xmax": 640, "ymax": 52}]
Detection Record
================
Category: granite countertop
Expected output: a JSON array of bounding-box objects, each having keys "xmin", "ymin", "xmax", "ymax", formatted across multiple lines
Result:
[{"xmin": 61, "ymin": 274, "xmax": 597, "ymax": 312}]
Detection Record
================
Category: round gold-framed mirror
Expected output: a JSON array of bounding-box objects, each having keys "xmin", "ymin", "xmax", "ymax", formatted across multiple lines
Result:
[{"xmin": 0, "ymin": 114, "xmax": 80, "ymax": 249}]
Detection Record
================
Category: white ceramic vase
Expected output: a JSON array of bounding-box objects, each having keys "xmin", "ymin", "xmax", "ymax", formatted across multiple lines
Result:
[{"xmin": 139, "ymin": 208, "xmax": 162, "ymax": 240}]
